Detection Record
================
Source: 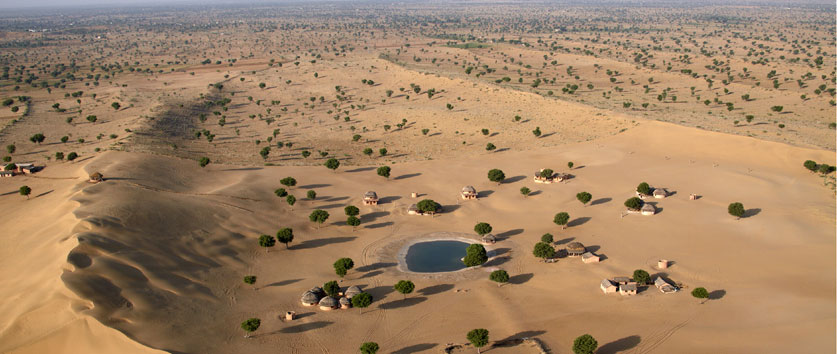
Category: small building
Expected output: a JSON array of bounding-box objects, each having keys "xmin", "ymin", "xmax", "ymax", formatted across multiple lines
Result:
[
  {"xmin": 301, "ymin": 291, "xmax": 321, "ymax": 307},
  {"xmin": 15, "ymin": 163, "xmax": 35, "ymax": 174},
  {"xmin": 581, "ymin": 252, "xmax": 600, "ymax": 263},
  {"xmin": 339, "ymin": 296, "xmax": 351, "ymax": 309},
  {"xmin": 566, "ymin": 242, "xmax": 586, "ymax": 257},
  {"xmin": 89, "ymin": 172, "xmax": 104, "ymax": 183},
  {"xmin": 411, "ymin": 192, "xmax": 418, "ymax": 198},
  {"xmin": 689, "ymin": 193, "xmax": 698, "ymax": 200},
  {"xmin": 481, "ymin": 234, "xmax": 497, "ymax": 245},
  {"xmin": 0, "ymin": 171, "xmax": 13, "ymax": 178},
  {"xmin": 601, "ymin": 279, "xmax": 618, "ymax": 294},
  {"xmin": 318, "ymin": 296, "xmax": 339, "ymax": 311},
  {"xmin": 285, "ymin": 311, "xmax": 296, "ymax": 321},
  {"xmin": 641, "ymin": 203, "xmax": 656, "ymax": 216},
  {"xmin": 613, "ymin": 277, "xmax": 631, "ymax": 285},
  {"xmin": 461, "ymin": 186, "xmax": 478, "ymax": 200},
  {"xmin": 533, "ymin": 169, "xmax": 560, "ymax": 184},
  {"xmin": 619, "ymin": 282, "xmax": 638, "ymax": 296},
  {"xmin": 653, "ymin": 188, "xmax": 667, "ymax": 199},
  {"xmin": 363, "ymin": 191, "xmax": 378, "ymax": 206},
  {"xmin": 344, "ymin": 285, "xmax": 362, "ymax": 299},
  {"xmin": 407, "ymin": 204, "xmax": 419, "ymax": 215},
  {"xmin": 654, "ymin": 277, "xmax": 678, "ymax": 294},
  {"xmin": 658, "ymin": 259, "xmax": 669, "ymax": 269}
]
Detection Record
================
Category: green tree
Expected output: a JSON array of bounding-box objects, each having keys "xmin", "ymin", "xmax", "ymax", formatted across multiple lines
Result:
[
  {"xmin": 67, "ymin": 152, "xmax": 78, "ymax": 161},
  {"xmin": 60, "ymin": 136, "xmax": 69, "ymax": 143},
  {"xmin": 347, "ymin": 216, "xmax": 361, "ymax": 230},
  {"xmin": 416, "ymin": 199, "xmax": 440, "ymax": 214},
  {"xmin": 568, "ymin": 161, "xmax": 574, "ymax": 169},
  {"xmin": 473, "ymin": 222, "xmax": 492, "ymax": 236},
  {"xmin": 379, "ymin": 148, "xmax": 387, "ymax": 156},
  {"xmin": 728, "ymin": 202, "xmax": 745, "ymax": 219},
  {"xmin": 633, "ymin": 269, "xmax": 651, "ymax": 285},
  {"xmin": 692, "ymin": 287, "xmax": 709, "ymax": 303},
  {"xmin": 280, "ymin": 177, "xmax": 297, "ymax": 188},
  {"xmin": 624, "ymin": 197, "xmax": 643, "ymax": 210},
  {"xmin": 817, "ymin": 164, "xmax": 833, "ymax": 175},
  {"xmin": 86, "ymin": 115, "xmax": 97, "ymax": 123},
  {"xmin": 309, "ymin": 209, "xmax": 329, "ymax": 228},
  {"xmin": 803, "ymin": 160, "xmax": 818, "ymax": 172},
  {"xmin": 276, "ymin": 228, "xmax": 294, "ymax": 248},
  {"xmin": 487, "ymin": 169, "xmax": 505, "ymax": 184},
  {"xmin": 29, "ymin": 133, "xmax": 45, "ymax": 144},
  {"xmin": 334, "ymin": 257, "xmax": 354, "ymax": 277},
  {"xmin": 111, "ymin": 102, "xmax": 121, "ymax": 110},
  {"xmin": 307, "ymin": 190, "xmax": 317, "ymax": 200},
  {"xmin": 55, "ymin": 152, "xmax": 64, "ymax": 160},
  {"xmin": 770, "ymin": 105, "xmax": 783, "ymax": 113},
  {"xmin": 636, "ymin": 182, "xmax": 651, "ymax": 196},
  {"xmin": 351, "ymin": 292, "xmax": 373, "ymax": 314},
  {"xmin": 489, "ymin": 270, "xmax": 509, "ymax": 287},
  {"xmin": 286, "ymin": 195, "xmax": 297, "ymax": 208},
  {"xmin": 572, "ymin": 334, "xmax": 598, "ymax": 354},
  {"xmin": 394, "ymin": 280, "xmax": 415, "ymax": 299},
  {"xmin": 274, "ymin": 188, "xmax": 287, "ymax": 197},
  {"xmin": 325, "ymin": 158, "xmax": 340, "ymax": 171},
  {"xmin": 553, "ymin": 212, "xmax": 570, "ymax": 229},
  {"xmin": 345, "ymin": 205, "xmax": 360, "ymax": 216},
  {"xmin": 360, "ymin": 342, "xmax": 379, "ymax": 354},
  {"xmin": 352, "ymin": 134, "xmax": 362, "ymax": 142},
  {"xmin": 258, "ymin": 234, "xmax": 275, "ymax": 252},
  {"xmin": 302, "ymin": 150, "xmax": 311, "ymax": 158},
  {"xmin": 240, "ymin": 318, "xmax": 260, "ymax": 338},
  {"xmin": 576, "ymin": 192, "xmax": 592, "ymax": 206},
  {"xmin": 199, "ymin": 157, "xmax": 210, "ymax": 168},
  {"xmin": 532, "ymin": 127, "xmax": 541, "ymax": 137},
  {"xmin": 541, "ymin": 233, "xmax": 553, "ymax": 243},
  {"xmin": 19, "ymin": 185, "xmax": 31, "ymax": 199},
  {"xmin": 6, "ymin": 144, "xmax": 15, "ymax": 154},
  {"xmin": 463, "ymin": 244, "xmax": 487, "ymax": 267},
  {"xmin": 377, "ymin": 166, "xmax": 391, "ymax": 179},
  {"xmin": 520, "ymin": 186, "xmax": 531, "ymax": 197},
  {"xmin": 466, "ymin": 328, "xmax": 489, "ymax": 354},
  {"xmin": 539, "ymin": 169, "xmax": 554, "ymax": 179},
  {"xmin": 533, "ymin": 242, "xmax": 555, "ymax": 260},
  {"xmin": 243, "ymin": 275, "xmax": 256, "ymax": 286},
  {"xmin": 259, "ymin": 146, "xmax": 270, "ymax": 159},
  {"xmin": 363, "ymin": 148, "xmax": 373, "ymax": 156},
  {"xmin": 323, "ymin": 280, "xmax": 340, "ymax": 297},
  {"xmin": 485, "ymin": 143, "xmax": 496, "ymax": 152}
]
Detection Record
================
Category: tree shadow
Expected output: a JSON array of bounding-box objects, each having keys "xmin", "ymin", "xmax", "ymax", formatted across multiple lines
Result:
[
  {"xmin": 299, "ymin": 184, "xmax": 330, "ymax": 189},
  {"xmin": 555, "ymin": 237, "xmax": 575, "ymax": 245},
  {"xmin": 35, "ymin": 190, "xmax": 54, "ymax": 198},
  {"xmin": 484, "ymin": 256, "xmax": 510, "ymax": 267},
  {"xmin": 442, "ymin": 204, "xmax": 461, "ymax": 212},
  {"xmin": 394, "ymin": 173, "xmax": 421, "ymax": 180},
  {"xmin": 279, "ymin": 321, "xmax": 332, "ymax": 333},
  {"xmin": 356, "ymin": 262, "xmax": 397, "ymax": 272},
  {"xmin": 346, "ymin": 167, "xmax": 375, "ymax": 172},
  {"xmin": 292, "ymin": 312, "xmax": 315, "ymax": 320},
  {"xmin": 360, "ymin": 270, "xmax": 383, "ymax": 278},
  {"xmin": 294, "ymin": 236, "xmax": 356, "ymax": 250},
  {"xmin": 708, "ymin": 289, "xmax": 726, "ymax": 300},
  {"xmin": 379, "ymin": 296, "xmax": 427, "ymax": 309},
  {"xmin": 221, "ymin": 167, "xmax": 263, "ymax": 171},
  {"xmin": 496, "ymin": 330, "xmax": 546, "ymax": 342},
  {"xmin": 264, "ymin": 278, "xmax": 303, "ymax": 287},
  {"xmin": 418, "ymin": 284, "xmax": 454, "ymax": 296},
  {"xmin": 477, "ymin": 190, "xmax": 494, "ymax": 198},
  {"xmin": 591, "ymin": 197, "xmax": 611, "ymax": 206},
  {"xmin": 363, "ymin": 211, "xmax": 390, "ymax": 222},
  {"xmin": 528, "ymin": 190, "xmax": 542, "ymax": 197},
  {"xmin": 325, "ymin": 196, "xmax": 349, "ymax": 202},
  {"xmin": 365, "ymin": 222, "xmax": 394, "ymax": 229},
  {"xmin": 495, "ymin": 229, "xmax": 523, "ymax": 240},
  {"xmin": 378, "ymin": 196, "xmax": 401, "ymax": 204},
  {"xmin": 509, "ymin": 273, "xmax": 534, "ymax": 285},
  {"xmin": 567, "ymin": 217, "xmax": 591, "ymax": 227},
  {"xmin": 316, "ymin": 203, "xmax": 344, "ymax": 209},
  {"xmin": 504, "ymin": 175, "xmax": 526, "ymax": 184},
  {"xmin": 744, "ymin": 208, "xmax": 761, "ymax": 218},
  {"xmin": 597, "ymin": 335, "xmax": 641, "ymax": 354},
  {"xmin": 365, "ymin": 285, "xmax": 395, "ymax": 298},
  {"xmin": 586, "ymin": 245, "xmax": 601, "ymax": 253},
  {"xmin": 392, "ymin": 343, "xmax": 438, "ymax": 354}
]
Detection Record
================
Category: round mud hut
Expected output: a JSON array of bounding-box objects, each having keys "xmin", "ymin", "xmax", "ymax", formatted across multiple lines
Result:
[
  {"xmin": 566, "ymin": 242, "xmax": 586, "ymax": 257},
  {"xmin": 318, "ymin": 296, "xmax": 339, "ymax": 311},
  {"xmin": 301, "ymin": 291, "xmax": 321, "ymax": 307},
  {"xmin": 344, "ymin": 285, "xmax": 362, "ymax": 299},
  {"xmin": 339, "ymin": 297, "xmax": 351, "ymax": 309}
]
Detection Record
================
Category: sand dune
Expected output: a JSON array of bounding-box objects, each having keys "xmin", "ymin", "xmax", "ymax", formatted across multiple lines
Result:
[{"xmin": 0, "ymin": 119, "xmax": 832, "ymax": 353}]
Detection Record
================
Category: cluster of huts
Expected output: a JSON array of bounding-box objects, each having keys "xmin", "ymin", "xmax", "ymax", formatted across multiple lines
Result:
[
  {"xmin": 0, "ymin": 163, "xmax": 37, "ymax": 177},
  {"xmin": 601, "ymin": 276, "xmax": 678, "ymax": 296},
  {"xmin": 532, "ymin": 169, "xmax": 569, "ymax": 184},
  {"xmin": 300, "ymin": 285, "xmax": 363, "ymax": 311}
]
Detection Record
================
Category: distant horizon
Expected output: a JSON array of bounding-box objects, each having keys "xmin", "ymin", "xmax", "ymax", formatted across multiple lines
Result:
[{"xmin": 0, "ymin": 0, "xmax": 834, "ymax": 11}]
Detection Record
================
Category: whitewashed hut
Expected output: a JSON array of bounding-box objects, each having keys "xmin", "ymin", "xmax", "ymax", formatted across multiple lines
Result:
[
  {"xmin": 601, "ymin": 279, "xmax": 618, "ymax": 294},
  {"xmin": 654, "ymin": 277, "xmax": 678, "ymax": 294},
  {"xmin": 301, "ymin": 291, "xmax": 321, "ymax": 306},
  {"xmin": 481, "ymin": 234, "xmax": 496, "ymax": 245},
  {"xmin": 344, "ymin": 285, "xmax": 362, "ymax": 299},
  {"xmin": 641, "ymin": 203, "xmax": 656, "ymax": 216},
  {"xmin": 653, "ymin": 188, "xmax": 667, "ymax": 199},
  {"xmin": 461, "ymin": 186, "xmax": 478, "ymax": 200},
  {"xmin": 89, "ymin": 172, "xmax": 104, "ymax": 183},
  {"xmin": 363, "ymin": 191, "xmax": 379, "ymax": 206}
]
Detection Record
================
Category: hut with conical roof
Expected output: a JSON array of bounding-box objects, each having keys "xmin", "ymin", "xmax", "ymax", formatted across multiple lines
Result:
[
  {"xmin": 301, "ymin": 291, "xmax": 321, "ymax": 306},
  {"xmin": 345, "ymin": 285, "xmax": 362, "ymax": 299},
  {"xmin": 318, "ymin": 296, "xmax": 339, "ymax": 311},
  {"xmin": 339, "ymin": 297, "xmax": 351, "ymax": 309},
  {"xmin": 461, "ymin": 186, "xmax": 478, "ymax": 200},
  {"xmin": 481, "ymin": 234, "xmax": 496, "ymax": 245},
  {"xmin": 641, "ymin": 203, "xmax": 656, "ymax": 216},
  {"xmin": 653, "ymin": 188, "xmax": 667, "ymax": 199},
  {"xmin": 89, "ymin": 172, "xmax": 104, "ymax": 183},
  {"xmin": 363, "ymin": 191, "xmax": 379, "ymax": 205},
  {"xmin": 566, "ymin": 242, "xmax": 586, "ymax": 257}
]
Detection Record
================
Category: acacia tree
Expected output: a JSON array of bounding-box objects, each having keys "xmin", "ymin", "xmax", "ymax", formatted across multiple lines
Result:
[
  {"xmin": 416, "ymin": 199, "xmax": 440, "ymax": 215},
  {"xmin": 624, "ymin": 197, "xmax": 643, "ymax": 210},
  {"xmin": 276, "ymin": 228, "xmax": 294, "ymax": 248},
  {"xmin": 520, "ymin": 186, "xmax": 531, "ymax": 197},
  {"xmin": 633, "ymin": 269, "xmax": 651, "ymax": 285},
  {"xmin": 553, "ymin": 212, "xmax": 570, "ymax": 229},
  {"xmin": 286, "ymin": 195, "xmax": 296, "ymax": 208},
  {"xmin": 804, "ymin": 160, "xmax": 818, "ymax": 172},
  {"xmin": 636, "ymin": 182, "xmax": 651, "ymax": 196},
  {"xmin": 467, "ymin": 328, "xmax": 489, "ymax": 354},
  {"xmin": 533, "ymin": 242, "xmax": 555, "ymax": 260},
  {"xmin": 199, "ymin": 157, "xmax": 210, "ymax": 168},
  {"xmin": 473, "ymin": 222, "xmax": 492, "ymax": 236},
  {"xmin": 692, "ymin": 287, "xmax": 709, "ymax": 304},
  {"xmin": 347, "ymin": 216, "xmax": 361, "ymax": 231},
  {"xmin": 568, "ymin": 161, "xmax": 574, "ymax": 169},
  {"xmin": 360, "ymin": 342, "xmax": 379, "ymax": 354},
  {"xmin": 309, "ymin": 209, "xmax": 329, "ymax": 228},
  {"xmin": 243, "ymin": 275, "xmax": 257, "ymax": 287},
  {"xmin": 325, "ymin": 158, "xmax": 340, "ymax": 171},
  {"xmin": 258, "ymin": 234, "xmax": 275, "ymax": 252},
  {"xmin": 280, "ymin": 177, "xmax": 297, "ymax": 189},
  {"xmin": 19, "ymin": 185, "xmax": 31, "ymax": 199},
  {"xmin": 572, "ymin": 334, "xmax": 597, "ymax": 354},
  {"xmin": 541, "ymin": 233, "xmax": 553, "ymax": 243},
  {"xmin": 345, "ymin": 205, "xmax": 360, "ymax": 217},
  {"xmin": 323, "ymin": 280, "xmax": 340, "ymax": 297},
  {"xmin": 463, "ymin": 244, "xmax": 488, "ymax": 266},
  {"xmin": 576, "ymin": 192, "xmax": 592, "ymax": 206},
  {"xmin": 334, "ymin": 257, "xmax": 355, "ymax": 277},
  {"xmin": 394, "ymin": 280, "xmax": 415, "ymax": 299},
  {"xmin": 307, "ymin": 190, "xmax": 317, "ymax": 200},
  {"xmin": 489, "ymin": 270, "xmax": 509, "ymax": 287},
  {"xmin": 377, "ymin": 166, "xmax": 391, "ymax": 179},
  {"xmin": 351, "ymin": 292, "xmax": 373, "ymax": 314},
  {"xmin": 487, "ymin": 169, "xmax": 505, "ymax": 184},
  {"xmin": 240, "ymin": 318, "xmax": 260, "ymax": 338},
  {"xmin": 728, "ymin": 202, "xmax": 745, "ymax": 220}
]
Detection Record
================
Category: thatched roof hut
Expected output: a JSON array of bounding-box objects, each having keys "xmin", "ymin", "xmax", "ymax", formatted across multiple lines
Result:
[
  {"xmin": 653, "ymin": 188, "xmax": 667, "ymax": 198},
  {"xmin": 339, "ymin": 296, "xmax": 351, "ymax": 309},
  {"xmin": 566, "ymin": 242, "xmax": 586, "ymax": 256},
  {"xmin": 641, "ymin": 203, "xmax": 656, "ymax": 216},
  {"xmin": 345, "ymin": 285, "xmax": 362, "ymax": 299},
  {"xmin": 363, "ymin": 191, "xmax": 379, "ymax": 205},
  {"xmin": 89, "ymin": 172, "xmax": 104, "ymax": 183},
  {"xmin": 301, "ymin": 291, "xmax": 321, "ymax": 306},
  {"xmin": 481, "ymin": 234, "xmax": 496, "ymax": 245},
  {"xmin": 309, "ymin": 286, "xmax": 325, "ymax": 297},
  {"xmin": 461, "ymin": 186, "xmax": 478, "ymax": 199},
  {"xmin": 318, "ymin": 296, "xmax": 339, "ymax": 311}
]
